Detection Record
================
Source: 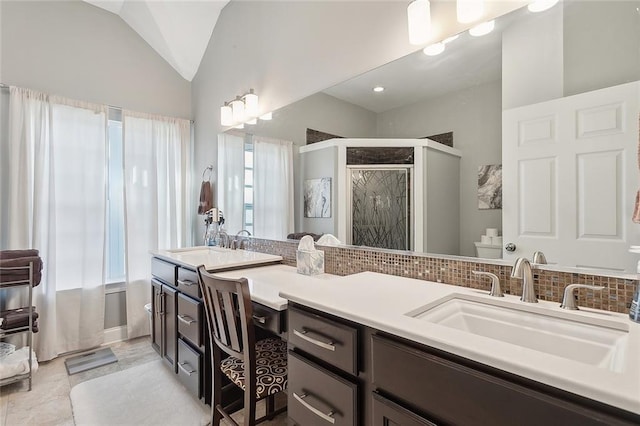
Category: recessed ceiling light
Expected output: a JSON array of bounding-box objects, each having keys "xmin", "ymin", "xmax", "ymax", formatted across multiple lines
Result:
[
  {"xmin": 423, "ymin": 42, "xmax": 445, "ymax": 56},
  {"xmin": 443, "ymin": 34, "xmax": 459, "ymax": 44},
  {"xmin": 469, "ymin": 20, "xmax": 495, "ymax": 37},
  {"xmin": 373, "ymin": 86, "xmax": 385, "ymax": 93},
  {"xmin": 528, "ymin": 0, "xmax": 559, "ymax": 13}
]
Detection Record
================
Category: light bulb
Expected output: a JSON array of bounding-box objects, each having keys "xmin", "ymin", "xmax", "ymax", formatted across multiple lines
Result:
[
  {"xmin": 423, "ymin": 42, "xmax": 445, "ymax": 56},
  {"xmin": 244, "ymin": 89, "xmax": 259, "ymax": 118},
  {"xmin": 457, "ymin": 0, "xmax": 484, "ymax": 24},
  {"xmin": 230, "ymin": 96, "xmax": 245, "ymax": 123},
  {"xmin": 220, "ymin": 104, "xmax": 233, "ymax": 126},
  {"xmin": 407, "ymin": 0, "xmax": 431, "ymax": 45}
]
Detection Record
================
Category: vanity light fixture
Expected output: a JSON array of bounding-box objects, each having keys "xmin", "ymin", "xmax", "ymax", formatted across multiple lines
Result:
[
  {"xmin": 373, "ymin": 86, "xmax": 385, "ymax": 92},
  {"xmin": 220, "ymin": 89, "xmax": 262, "ymax": 126},
  {"xmin": 469, "ymin": 20, "xmax": 495, "ymax": 37},
  {"xmin": 407, "ymin": 0, "xmax": 431, "ymax": 45},
  {"xmin": 259, "ymin": 112, "xmax": 272, "ymax": 121},
  {"xmin": 528, "ymin": 0, "xmax": 559, "ymax": 13},
  {"xmin": 423, "ymin": 42, "xmax": 445, "ymax": 56},
  {"xmin": 457, "ymin": 0, "xmax": 484, "ymax": 24}
]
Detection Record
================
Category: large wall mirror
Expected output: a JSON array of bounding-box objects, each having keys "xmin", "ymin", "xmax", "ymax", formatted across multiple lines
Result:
[{"xmin": 223, "ymin": 0, "xmax": 640, "ymax": 273}]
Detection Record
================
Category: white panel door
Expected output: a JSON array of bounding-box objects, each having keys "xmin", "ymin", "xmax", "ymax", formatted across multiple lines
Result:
[{"xmin": 503, "ymin": 81, "xmax": 639, "ymax": 272}]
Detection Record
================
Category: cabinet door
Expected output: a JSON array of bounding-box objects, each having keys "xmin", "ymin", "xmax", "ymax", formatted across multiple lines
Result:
[
  {"xmin": 162, "ymin": 284, "xmax": 178, "ymax": 372},
  {"xmin": 151, "ymin": 279, "xmax": 163, "ymax": 355},
  {"xmin": 372, "ymin": 392, "xmax": 437, "ymax": 426}
]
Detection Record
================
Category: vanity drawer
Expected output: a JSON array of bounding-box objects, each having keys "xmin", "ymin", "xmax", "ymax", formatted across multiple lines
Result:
[
  {"xmin": 151, "ymin": 257, "xmax": 176, "ymax": 287},
  {"xmin": 177, "ymin": 267, "xmax": 200, "ymax": 299},
  {"xmin": 288, "ymin": 306, "xmax": 358, "ymax": 375},
  {"xmin": 177, "ymin": 338, "xmax": 202, "ymax": 400},
  {"xmin": 371, "ymin": 334, "xmax": 633, "ymax": 426},
  {"xmin": 177, "ymin": 293, "xmax": 203, "ymax": 349},
  {"xmin": 252, "ymin": 302, "xmax": 283, "ymax": 335},
  {"xmin": 288, "ymin": 350, "xmax": 357, "ymax": 426}
]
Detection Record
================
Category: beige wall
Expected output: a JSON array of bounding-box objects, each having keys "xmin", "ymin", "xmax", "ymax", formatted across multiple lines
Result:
[{"xmin": 0, "ymin": 0, "xmax": 191, "ymax": 119}]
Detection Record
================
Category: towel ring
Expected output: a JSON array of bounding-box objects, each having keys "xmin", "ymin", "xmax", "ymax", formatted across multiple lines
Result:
[{"xmin": 202, "ymin": 165, "xmax": 213, "ymax": 181}]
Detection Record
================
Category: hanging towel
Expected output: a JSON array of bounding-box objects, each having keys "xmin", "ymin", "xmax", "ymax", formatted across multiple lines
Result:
[
  {"xmin": 634, "ymin": 114, "xmax": 640, "ymax": 224},
  {"xmin": 198, "ymin": 181, "xmax": 213, "ymax": 215}
]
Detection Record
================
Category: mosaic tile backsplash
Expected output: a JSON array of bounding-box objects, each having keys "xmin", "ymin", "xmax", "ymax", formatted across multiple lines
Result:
[{"xmin": 247, "ymin": 237, "xmax": 638, "ymax": 314}]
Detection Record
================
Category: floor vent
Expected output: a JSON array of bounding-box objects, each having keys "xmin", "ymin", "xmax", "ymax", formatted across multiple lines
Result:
[{"xmin": 64, "ymin": 347, "xmax": 118, "ymax": 375}]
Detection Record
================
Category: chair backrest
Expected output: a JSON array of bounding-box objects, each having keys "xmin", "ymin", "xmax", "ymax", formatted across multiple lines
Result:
[{"xmin": 197, "ymin": 265, "xmax": 256, "ymax": 363}]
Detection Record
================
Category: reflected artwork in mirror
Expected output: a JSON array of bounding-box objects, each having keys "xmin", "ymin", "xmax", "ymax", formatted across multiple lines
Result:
[{"xmin": 222, "ymin": 0, "xmax": 640, "ymax": 273}]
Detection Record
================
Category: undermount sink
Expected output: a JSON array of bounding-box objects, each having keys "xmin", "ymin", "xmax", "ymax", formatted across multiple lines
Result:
[{"xmin": 406, "ymin": 293, "xmax": 629, "ymax": 372}]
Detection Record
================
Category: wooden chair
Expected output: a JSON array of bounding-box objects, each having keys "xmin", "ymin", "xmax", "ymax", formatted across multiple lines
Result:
[{"xmin": 196, "ymin": 265, "xmax": 287, "ymax": 426}]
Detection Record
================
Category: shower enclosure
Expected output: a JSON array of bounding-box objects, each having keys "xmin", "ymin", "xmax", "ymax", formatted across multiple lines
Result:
[{"xmin": 348, "ymin": 166, "xmax": 411, "ymax": 251}]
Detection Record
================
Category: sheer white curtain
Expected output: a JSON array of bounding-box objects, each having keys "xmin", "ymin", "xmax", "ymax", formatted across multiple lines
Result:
[
  {"xmin": 3, "ymin": 87, "xmax": 108, "ymax": 361},
  {"xmin": 217, "ymin": 133, "xmax": 245, "ymax": 234},
  {"xmin": 253, "ymin": 136, "xmax": 294, "ymax": 239},
  {"xmin": 123, "ymin": 111, "xmax": 191, "ymax": 339}
]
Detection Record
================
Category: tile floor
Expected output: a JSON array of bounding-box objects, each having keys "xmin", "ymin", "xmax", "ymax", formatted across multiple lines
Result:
[{"xmin": 0, "ymin": 337, "xmax": 287, "ymax": 426}]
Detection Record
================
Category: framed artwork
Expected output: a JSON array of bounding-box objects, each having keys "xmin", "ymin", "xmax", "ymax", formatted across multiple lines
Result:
[
  {"xmin": 478, "ymin": 164, "xmax": 502, "ymax": 209},
  {"xmin": 304, "ymin": 178, "xmax": 331, "ymax": 218}
]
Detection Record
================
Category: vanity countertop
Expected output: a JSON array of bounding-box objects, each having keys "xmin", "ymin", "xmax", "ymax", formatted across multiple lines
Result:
[
  {"xmin": 279, "ymin": 271, "xmax": 640, "ymax": 415},
  {"xmin": 151, "ymin": 246, "xmax": 283, "ymax": 271},
  {"xmin": 213, "ymin": 264, "xmax": 339, "ymax": 311}
]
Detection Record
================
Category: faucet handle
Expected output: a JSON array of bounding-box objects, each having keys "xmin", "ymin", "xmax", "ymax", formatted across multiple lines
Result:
[
  {"xmin": 560, "ymin": 284, "xmax": 605, "ymax": 310},
  {"xmin": 532, "ymin": 251, "xmax": 547, "ymax": 264},
  {"xmin": 472, "ymin": 271, "xmax": 504, "ymax": 297}
]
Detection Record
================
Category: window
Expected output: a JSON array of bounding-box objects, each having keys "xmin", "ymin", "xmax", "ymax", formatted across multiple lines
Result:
[
  {"xmin": 243, "ymin": 140, "xmax": 254, "ymax": 235},
  {"xmin": 106, "ymin": 111, "xmax": 125, "ymax": 283}
]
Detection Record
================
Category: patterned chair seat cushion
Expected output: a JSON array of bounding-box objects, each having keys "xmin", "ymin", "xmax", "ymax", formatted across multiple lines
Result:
[{"xmin": 220, "ymin": 337, "xmax": 287, "ymax": 399}]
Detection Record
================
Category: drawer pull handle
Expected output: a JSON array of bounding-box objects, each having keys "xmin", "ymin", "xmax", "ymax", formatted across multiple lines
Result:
[
  {"xmin": 252, "ymin": 314, "xmax": 266, "ymax": 324},
  {"xmin": 293, "ymin": 392, "xmax": 335, "ymax": 424},
  {"xmin": 177, "ymin": 279, "xmax": 196, "ymax": 287},
  {"xmin": 293, "ymin": 329, "xmax": 336, "ymax": 352},
  {"xmin": 178, "ymin": 361, "xmax": 195, "ymax": 376},
  {"xmin": 177, "ymin": 314, "xmax": 195, "ymax": 325}
]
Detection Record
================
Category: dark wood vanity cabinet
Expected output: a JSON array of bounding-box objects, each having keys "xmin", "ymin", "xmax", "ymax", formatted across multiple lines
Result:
[
  {"xmin": 371, "ymin": 333, "xmax": 640, "ymax": 426},
  {"xmin": 151, "ymin": 259, "xmax": 206, "ymax": 400},
  {"xmin": 151, "ymin": 277, "xmax": 177, "ymax": 371}
]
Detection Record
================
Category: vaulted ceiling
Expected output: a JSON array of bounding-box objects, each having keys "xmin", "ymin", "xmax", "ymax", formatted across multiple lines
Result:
[{"xmin": 84, "ymin": 0, "xmax": 229, "ymax": 81}]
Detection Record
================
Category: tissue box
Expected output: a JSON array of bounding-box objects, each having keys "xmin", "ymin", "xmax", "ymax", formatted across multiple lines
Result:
[{"xmin": 296, "ymin": 249, "xmax": 324, "ymax": 275}]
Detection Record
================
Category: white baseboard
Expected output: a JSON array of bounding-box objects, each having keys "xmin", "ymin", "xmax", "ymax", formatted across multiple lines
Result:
[{"xmin": 103, "ymin": 325, "xmax": 128, "ymax": 345}]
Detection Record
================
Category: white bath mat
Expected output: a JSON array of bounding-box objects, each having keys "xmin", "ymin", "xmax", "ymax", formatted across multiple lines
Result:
[{"xmin": 70, "ymin": 360, "xmax": 209, "ymax": 426}]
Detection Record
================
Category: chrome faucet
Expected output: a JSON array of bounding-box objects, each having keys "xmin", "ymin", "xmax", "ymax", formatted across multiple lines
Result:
[
  {"xmin": 217, "ymin": 231, "xmax": 230, "ymax": 248},
  {"xmin": 510, "ymin": 257, "xmax": 538, "ymax": 303},
  {"xmin": 234, "ymin": 229, "xmax": 252, "ymax": 250},
  {"xmin": 560, "ymin": 284, "xmax": 604, "ymax": 310},
  {"xmin": 532, "ymin": 251, "xmax": 547, "ymax": 264},
  {"xmin": 472, "ymin": 271, "xmax": 503, "ymax": 297}
]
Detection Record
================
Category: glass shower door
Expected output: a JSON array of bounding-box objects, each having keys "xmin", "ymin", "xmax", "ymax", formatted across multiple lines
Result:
[{"xmin": 349, "ymin": 167, "xmax": 410, "ymax": 250}]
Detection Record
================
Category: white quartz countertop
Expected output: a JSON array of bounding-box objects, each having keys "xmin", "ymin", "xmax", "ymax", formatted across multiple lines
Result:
[
  {"xmin": 279, "ymin": 271, "xmax": 640, "ymax": 415},
  {"xmin": 213, "ymin": 264, "xmax": 339, "ymax": 311},
  {"xmin": 151, "ymin": 246, "xmax": 282, "ymax": 271}
]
